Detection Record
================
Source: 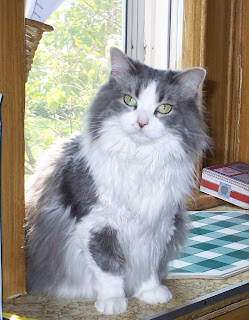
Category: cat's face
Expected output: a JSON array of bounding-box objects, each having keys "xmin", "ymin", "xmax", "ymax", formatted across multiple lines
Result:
[
  {"xmin": 88, "ymin": 47, "xmax": 208, "ymax": 158},
  {"xmin": 118, "ymin": 81, "xmax": 174, "ymax": 144}
]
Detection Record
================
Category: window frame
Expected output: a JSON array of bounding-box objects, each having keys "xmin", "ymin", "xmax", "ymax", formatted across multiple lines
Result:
[
  {"xmin": 125, "ymin": 0, "xmax": 184, "ymax": 69},
  {"xmin": 0, "ymin": 0, "xmax": 26, "ymax": 300}
]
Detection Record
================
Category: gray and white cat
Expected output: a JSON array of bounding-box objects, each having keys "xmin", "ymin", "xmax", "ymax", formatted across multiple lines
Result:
[{"xmin": 25, "ymin": 47, "xmax": 208, "ymax": 315}]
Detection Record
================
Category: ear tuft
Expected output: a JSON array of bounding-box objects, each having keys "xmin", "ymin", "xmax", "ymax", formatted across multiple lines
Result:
[
  {"xmin": 174, "ymin": 67, "xmax": 206, "ymax": 99},
  {"xmin": 110, "ymin": 47, "xmax": 135, "ymax": 79}
]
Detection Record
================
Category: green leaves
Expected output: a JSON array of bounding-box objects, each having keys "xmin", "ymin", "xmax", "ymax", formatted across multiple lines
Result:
[{"xmin": 25, "ymin": 0, "xmax": 122, "ymax": 176}]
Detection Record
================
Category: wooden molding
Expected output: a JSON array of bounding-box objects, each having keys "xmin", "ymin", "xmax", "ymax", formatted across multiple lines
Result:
[
  {"xmin": 182, "ymin": 0, "xmax": 243, "ymax": 167},
  {"xmin": 204, "ymin": 0, "xmax": 242, "ymax": 166},
  {"xmin": 144, "ymin": 280, "xmax": 249, "ymax": 320},
  {"xmin": 182, "ymin": 0, "xmax": 246, "ymax": 210},
  {"xmin": 0, "ymin": 0, "xmax": 26, "ymax": 299},
  {"xmin": 175, "ymin": 293, "xmax": 249, "ymax": 320},
  {"xmin": 182, "ymin": 0, "xmax": 207, "ymax": 70},
  {"xmin": 239, "ymin": 0, "xmax": 249, "ymax": 163}
]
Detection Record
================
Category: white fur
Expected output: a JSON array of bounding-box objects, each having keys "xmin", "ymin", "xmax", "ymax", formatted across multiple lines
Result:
[
  {"xmin": 52, "ymin": 82, "xmax": 196, "ymax": 314},
  {"xmin": 134, "ymin": 275, "xmax": 172, "ymax": 304}
]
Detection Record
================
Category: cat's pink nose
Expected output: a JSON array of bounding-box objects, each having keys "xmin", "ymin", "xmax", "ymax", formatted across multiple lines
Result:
[{"xmin": 137, "ymin": 120, "xmax": 148, "ymax": 128}]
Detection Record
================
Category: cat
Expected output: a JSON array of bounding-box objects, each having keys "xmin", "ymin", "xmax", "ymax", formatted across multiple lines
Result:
[{"xmin": 25, "ymin": 47, "xmax": 209, "ymax": 315}]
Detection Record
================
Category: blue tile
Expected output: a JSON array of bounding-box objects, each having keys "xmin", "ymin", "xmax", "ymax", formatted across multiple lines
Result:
[
  {"xmin": 206, "ymin": 239, "xmax": 231, "ymax": 246},
  {"xmin": 184, "ymin": 247, "xmax": 203, "ymax": 255},
  {"xmin": 222, "ymin": 211, "xmax": 247, "ymax": 217},
  {"xmin": 191, "ymin": 228, "xmax": 212, "ymax": 235},
  {"xmin": 227, "ymin": 250, "xmax": 249, "ymax": 260},
  {"xmin": 180, "ymin": 255, "xmax": 205, "ymax": 264},
  {"xmin": 191, "ymin": 215, "xmax": 204, "ymax": 221},
  {"xmin": 191, "ymin": 243, "xmax": 219, "ymax": 251},
  {"xmin": 230, "ymin": 225, "xmax": 249, "ymax": 232},
  {"xmin": 194, "ymin": 211, "xmax": 217, "ymax": 218},
  {"xmin": 238, "ymin": 231, "xmax": 249, "ymax": 237},
  {"xmin": 228, "ymin": 218, "xmax": 247, "ymax": 224},
  {"xmin": 196, "ymin": 218, "xmax": 219, "ymax": 224},
  {"xmin": 216, "ymin": 265, "xmax": 234, "ymax": 271},
  {"xmin": 236, "ymin": 214, "xmax": 249, "ymax": 221},
  {"xmin": 197, "ymin": 259, "xmax": 229, "ymax": 269},
  {"xmin": 219, "ymin": 235, "xmax": 246, "ymax": 242},
  {"xmin": 214, "ymin": 255, "xmax": 241, "ymax": 264},
  {"xmin": 237, "ymin": 239, "xmax": 249, "ymax": 245},
  {"xmin": 202, "ymin": 231, "xmax": 229, "ymax": 238},
  {"xmin": 211, "ymin": 247, "xmax": 234, "ymax": 254},
  {"xmin": 183, "ymin": 265, "xmax": 210, "ymax": 273},
  {"xmin": 169, "ymin": 268, "xmax": 192, "ymax": 273},
  {"xmin": 202, "ymin": 224, "xmax": 226, "ymax": 232},
  {"xmin": 212, "ymin": 220, "xmax": 237, "ymax": 228},
  {"xmin": 185, "ymin": 239, "xmax": 200, "ymax": 246}
]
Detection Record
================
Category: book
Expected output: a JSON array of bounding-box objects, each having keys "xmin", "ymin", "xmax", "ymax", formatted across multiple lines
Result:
[{"xmin": 200, "ymin": 162, "xmax": 249, "ymax": 209}]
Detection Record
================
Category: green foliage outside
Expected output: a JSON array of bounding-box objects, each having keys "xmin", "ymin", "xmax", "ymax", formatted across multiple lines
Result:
[{"xmin": 25, "ymin": 0, "xmax": 122, "ymax": 176}]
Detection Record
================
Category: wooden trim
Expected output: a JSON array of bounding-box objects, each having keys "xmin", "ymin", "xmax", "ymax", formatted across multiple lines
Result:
[
  {"xmin": 181, "ymin": 0, "xmax": 207, "ymax": 200},
  {"xmin": 144, "ymin": 280, "xmax": 249, "ymax": 320},
  {"xmin": 198, "ymin": 300, "xmax": 249, "ymax": 320},
  {"xmin": 0, "ymin": 0, "xmax": 26, "ymax": 299},
  {"xmin": 204, "ymin": 0, "xmax": 242, "ymax": 166},
  {"xmin": 175, "ymin": 294, "xmax": 249, "ymax": 320},
  {"xmin": 239, "ymin": 0, "xmax": 249, "ymax": 163},
  {"xmin": 182, "ymin": 0, "xmax": 244, "ymax": 210},
  {"xmin": 182, "ymin": 0, "xmax": 207, "ymax": 69},
  {"xmin": 182, "ymin": 0, "xmax": 242, "ymax": 166}
]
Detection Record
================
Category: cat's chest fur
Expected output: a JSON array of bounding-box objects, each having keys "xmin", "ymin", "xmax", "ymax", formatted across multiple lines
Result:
[
  {"xmin": 98, "ymin": 157, "xmax": 167, "ymax": 214},
  {"xmin": 83, "ymin": 132, "xmax": 194, "ymax": 225}
]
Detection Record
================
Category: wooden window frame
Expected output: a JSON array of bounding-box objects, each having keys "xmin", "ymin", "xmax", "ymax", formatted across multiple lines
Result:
[
  {"xmin": 0, "ymin": 1, "xmax": 249, "ymax": 319},
  {"xmin": 183, "ymin": 0, "xmax": 249, "ymax": 210},
  {"xmin": 0, "ymin": 0, "xmax": 26, "ymax": 300}
]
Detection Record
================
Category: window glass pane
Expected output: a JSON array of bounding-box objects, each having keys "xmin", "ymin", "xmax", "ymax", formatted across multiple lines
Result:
[{"xmin": 25, "ymin": 0, "xmax": 123, "ymax": 177}]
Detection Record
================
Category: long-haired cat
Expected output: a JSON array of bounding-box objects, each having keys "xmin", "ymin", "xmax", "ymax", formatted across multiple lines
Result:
[{"xmin": 25, "ymin": 47, "xmax": 208, "ymax": 315}]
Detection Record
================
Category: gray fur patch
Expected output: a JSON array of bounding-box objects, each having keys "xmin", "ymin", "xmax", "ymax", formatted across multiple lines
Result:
[
  {"xmin": 89, "ymin": 226, "xmax": 125, "ymax": 275},
  {"xmin": 59, "ymin": 135, "xmax": 98, "ymax": 221}
]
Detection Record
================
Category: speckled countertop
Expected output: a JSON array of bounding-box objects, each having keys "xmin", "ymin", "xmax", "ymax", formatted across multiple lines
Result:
[{"xmin": 3, "ymin": 205, "xmax": 249, "ymax": 320}]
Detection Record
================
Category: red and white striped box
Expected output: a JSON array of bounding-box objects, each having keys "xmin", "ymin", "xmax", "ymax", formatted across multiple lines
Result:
[{"xmin": 200, "ymin": 162, "xmax": 249, "ymax": 209}]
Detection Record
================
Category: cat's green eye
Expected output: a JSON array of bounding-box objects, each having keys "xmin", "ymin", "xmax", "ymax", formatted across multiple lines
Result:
[
  {"xmin": 156, "ymin": 104, "xmax": 172, "ymax": 115},
  {"xmin": 124, "ymin": 95, "xmax": 137, "ymax": 107}
]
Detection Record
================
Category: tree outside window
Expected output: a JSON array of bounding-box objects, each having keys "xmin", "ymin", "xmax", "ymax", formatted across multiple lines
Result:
[{"xmin": 25, "ymin": 0, "xmax": 122, "ymax": 176}]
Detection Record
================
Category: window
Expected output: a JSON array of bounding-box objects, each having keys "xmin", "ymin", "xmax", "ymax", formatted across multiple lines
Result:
[
  {"xmin": 25, "ymin": 0, "xmax": 123, "ymax": 176},
  {"xmin": 126, "ymin": 0, "xmax": 183, "ymax": 69}
]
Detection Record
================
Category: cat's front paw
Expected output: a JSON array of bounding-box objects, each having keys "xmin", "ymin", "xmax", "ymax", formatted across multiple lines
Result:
[
  {"xmin": 95, "ymin": 297, "xmax": 128, "ymax": 315},
  {"xmin": 136, "ymin": 285, "xmax": 172, "ymax": 305}
]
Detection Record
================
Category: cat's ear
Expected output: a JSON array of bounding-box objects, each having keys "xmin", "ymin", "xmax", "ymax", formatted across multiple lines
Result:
[
  {"xmin": 110, "ymin": 47, "xmax": 136, "ymax": 80},
  {"xmin": 173, "ymin": 68, "xmax": 206, "ymax": 99}
]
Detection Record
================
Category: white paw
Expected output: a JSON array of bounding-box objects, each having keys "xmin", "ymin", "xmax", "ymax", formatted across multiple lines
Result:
[
  {"xmin": 95, "ymin": 297, "xmax": 128, "ymax": 315},
  {"xmin": 137, "ymin": 285, "xmax": 172, "ymax": 305}
]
